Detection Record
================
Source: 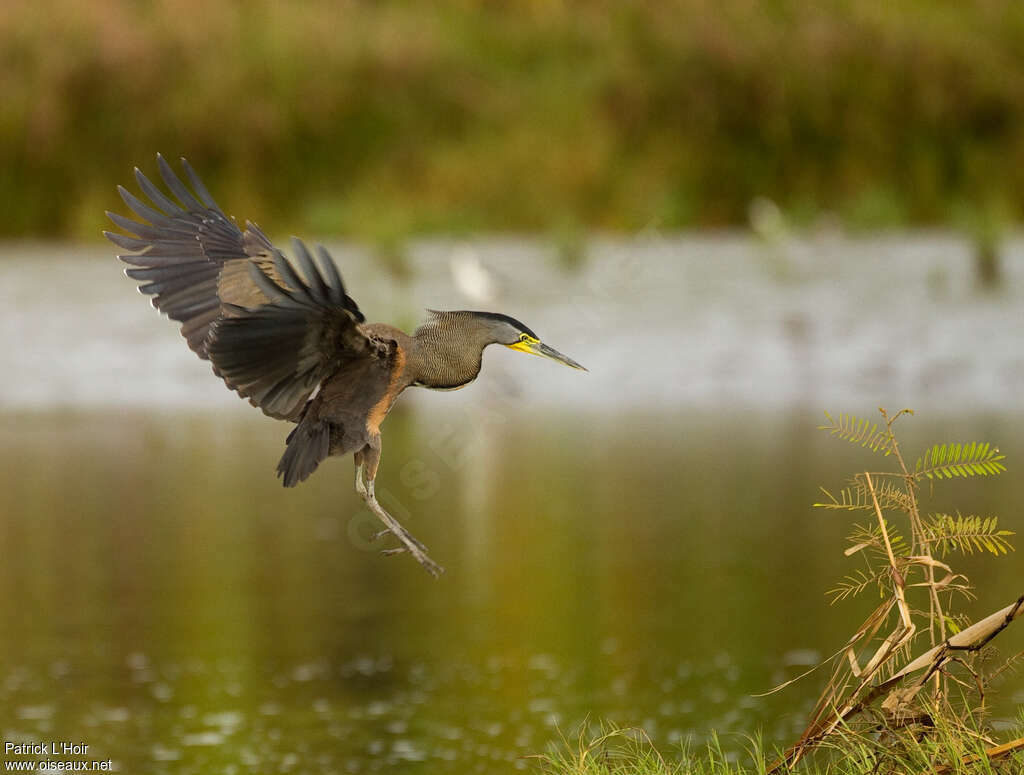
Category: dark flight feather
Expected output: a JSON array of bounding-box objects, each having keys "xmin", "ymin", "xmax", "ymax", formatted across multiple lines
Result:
[
  {"xmin": 105, "ymin": 154, "xmax": 368, "ymax": 423},
  {"xmin": 208, "ymin": 236, "xmax": 381, "ymax": 424}
]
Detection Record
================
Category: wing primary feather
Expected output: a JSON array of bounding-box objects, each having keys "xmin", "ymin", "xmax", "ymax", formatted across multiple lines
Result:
[
  {"xmin": 115, "ymin": 250, "xmax": 211, "ymax": 267},
  {"xmin": 117, "ymin": 186, "xmax": 179, "ymax": 227},
  {"xmin": 106, "ymin": 210, "xmax": 195, "ymax": 240},
  {"xmin": 157, "ymin": 153, "xmax": 205, "ymax": 212},
  {"xmin": 125, "ymin": 262, "xmax": 212, "ymax": 282},
  {"xmin": 292, "ymin": 238, "xmax": 329, "ymax": 306},
  {"xmin": 274, "ymin": 246, "xmax": 308, "ymax": 297},
  {"xmin": 134, "ymin": 265, "xmax": 219, "ymax": 297},
  {"xmin": 105, "ymin": 231, "xmax": 157, "ymax": 252},
  {"xmin": 290, "ymin": 237, "xmax": 316, "ymax": 287},
  {"xmin": 108, "ymin": 238, "xmax": 197, "ymax": 257},
  {"xmin": 180, "ymin": 157, "xmax": 221, "ymax": 211},
  {"xmin": 316, "ymin": 245, "xmax": 346, "ymax": 306},
  {"xmin": 133, "ymin": 167, "xmax": 182, "ymax": 215},
  {"xmin": 306, "ymin": 257, "xmax": 330, "ymax": 306},
  {"xmin": 316, "ymin": 245, "xmax": 365, "ymax": 322}
]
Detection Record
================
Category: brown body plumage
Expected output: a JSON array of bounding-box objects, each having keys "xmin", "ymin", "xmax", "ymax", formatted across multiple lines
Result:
[{"xmin": 106, "ymin": 155, "xmax": 585, "ymax": 576}]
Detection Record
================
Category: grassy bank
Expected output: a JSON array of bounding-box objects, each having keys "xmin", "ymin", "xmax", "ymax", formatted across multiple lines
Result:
[
  {"xmin": 3, "ymin": 1, "xmax": 1024, "ymax": 238},
  {"xmin": 533, "ymin": 718, "xmax": 1024, "ymax": 775}
]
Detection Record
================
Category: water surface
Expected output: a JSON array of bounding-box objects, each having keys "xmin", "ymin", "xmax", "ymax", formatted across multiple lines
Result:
[
  {"xmin": 1, "ymin": 407, "xmax": 1022, "ymax": 773},
  {"xmin": 1, "ymin": 237, "xmax": 1023, "ymax": 772}
]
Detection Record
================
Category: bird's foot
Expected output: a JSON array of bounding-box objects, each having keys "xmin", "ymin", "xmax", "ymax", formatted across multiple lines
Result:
[
  {"xmin": 362, "ymin": 486, "xmax": 445, "ymax": 577},
  {"xmin": 381, "ymin": 543, "xmax": 444, "ymax": 578},
  {"xmin": 376, "ymin": 528, "xmax": 442, "ymax": 577}
]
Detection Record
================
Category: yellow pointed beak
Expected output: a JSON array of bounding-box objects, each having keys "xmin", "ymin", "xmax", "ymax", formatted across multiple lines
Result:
[{"xmin": 506, "ymin": 339, "xmax": 587, "ymax": 371}]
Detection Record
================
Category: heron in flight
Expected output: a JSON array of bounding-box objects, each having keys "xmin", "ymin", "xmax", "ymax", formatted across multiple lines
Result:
[{"xmin": 105, "ymin": 155, "xmax": 586, "ymax": 577}]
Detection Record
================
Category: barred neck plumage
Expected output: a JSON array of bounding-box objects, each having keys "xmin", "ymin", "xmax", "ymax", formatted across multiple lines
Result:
[{"xmin": 408, "ymin": 310, "xmax": 505, "ymax": 390}]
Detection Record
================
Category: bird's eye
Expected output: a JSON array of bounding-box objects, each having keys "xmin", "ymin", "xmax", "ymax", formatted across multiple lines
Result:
[{"xmin": 519, "ymin": 333, "xmax": 530, "ymax": 342}]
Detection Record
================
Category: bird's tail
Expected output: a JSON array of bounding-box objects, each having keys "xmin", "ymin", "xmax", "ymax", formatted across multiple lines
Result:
[{"xmin": 277, "ymin": 413, "xmax": 330, "ymax": 487}]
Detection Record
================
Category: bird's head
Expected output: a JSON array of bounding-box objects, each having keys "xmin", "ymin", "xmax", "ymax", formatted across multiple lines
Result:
[{"xmin": 475, "ymin": 311, "xmax": 587, "ymax": 371}]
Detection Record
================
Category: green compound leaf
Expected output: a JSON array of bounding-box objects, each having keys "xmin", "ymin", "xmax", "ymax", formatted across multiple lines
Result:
[
  {"xmin": 819, "ymin": 412, "xmax": 895, "ymax": 455},
  {"xmin": 914, "ymin": 442, "xmax": 1006, "ymax": 480}
]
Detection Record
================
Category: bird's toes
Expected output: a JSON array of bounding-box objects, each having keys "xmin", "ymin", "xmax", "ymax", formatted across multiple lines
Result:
[
  {"xmin": 380, "ymin": 545, "xmax": 444, "ymax": 578},
  {"xmin": 420, "ymin": 558, "xmax": 445, "ymax": 579},
  {"xmin": 375, "ymin": 527, "xmax": 430, "ymax": 554}
]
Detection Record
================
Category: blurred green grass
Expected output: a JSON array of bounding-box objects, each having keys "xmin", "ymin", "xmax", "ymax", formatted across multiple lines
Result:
[{"xmin": 3, "ymin": 0, "xmax": 1024, "ymax": 238}]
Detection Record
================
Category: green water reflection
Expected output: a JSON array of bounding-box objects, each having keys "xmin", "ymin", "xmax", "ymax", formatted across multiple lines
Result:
[{"xmin": 1, "ymin": 409, "xmax": 1021, "ymax": 773}]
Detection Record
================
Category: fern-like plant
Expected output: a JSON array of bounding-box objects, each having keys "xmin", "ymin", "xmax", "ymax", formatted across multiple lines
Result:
[{"xmin": 771, "ymin": 408, "xmax": 1021, "ymax": 772}]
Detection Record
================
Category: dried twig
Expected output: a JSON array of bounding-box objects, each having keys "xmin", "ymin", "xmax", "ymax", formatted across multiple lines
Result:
[
  {"xmin": 769, "ymin": 595, "xmax": 1024, "ymax": 772},
  {"xmin": 930, "ymin": 734, "xmax": 1024, "ymax": 774}
]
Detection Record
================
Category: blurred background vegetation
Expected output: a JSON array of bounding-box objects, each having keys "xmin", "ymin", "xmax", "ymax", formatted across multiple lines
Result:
[{"xmin": 3, "ymin": 0, "xmax": 1024, "ymax": 240}]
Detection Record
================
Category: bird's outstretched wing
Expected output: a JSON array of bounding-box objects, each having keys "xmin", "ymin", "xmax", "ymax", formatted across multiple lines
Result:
[
  {"xmin": 105, "ymin": 154, "xmax": 369, "ymax": 420},
  {"xmin": 105, "ymin": 154, "xmax": 295, "ymax": 356},
  {"xmin": 208, "ymin": 243, "xmax": 393, "ymax": 422}
]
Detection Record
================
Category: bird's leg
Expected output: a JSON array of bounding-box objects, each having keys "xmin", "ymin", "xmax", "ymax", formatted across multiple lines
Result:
[
  {"xmin": 360, "ymin": 481, "xmax": 443, "ymax": 577},
  {"xmin": 353, "ymin": 451, "xmax": 367, "ymax": 499},
  {"xmin": 357, "ymin": 441, "xmax": 443, "ymax": 577},
  {"xmin": 356, "ymin": 455, "xmax": 427, "ymax": 552},
  {"xmin": 356, "ymin": 447, "xmax": 426, "ymax": 552}
]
